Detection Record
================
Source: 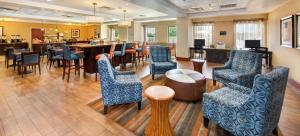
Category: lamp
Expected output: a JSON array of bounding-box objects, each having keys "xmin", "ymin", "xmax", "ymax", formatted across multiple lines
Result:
[
  {"xmin": 86, "ymin": 3, "xmax": 103, "ymax": 24},
  {"xmin": 118, "ymin": 10, "xmax": 131, "ymax": 27}
]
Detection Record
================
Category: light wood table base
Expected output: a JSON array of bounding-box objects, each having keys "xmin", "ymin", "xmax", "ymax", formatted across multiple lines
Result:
[{"xmin": 145, "ymin": 86, "xmax": 175, "ymax": 136}]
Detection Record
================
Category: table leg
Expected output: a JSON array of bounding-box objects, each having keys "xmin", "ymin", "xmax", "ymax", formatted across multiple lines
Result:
[{"xmin": 145, "ymin": 99, "xmax": 173, "ymax": 136}]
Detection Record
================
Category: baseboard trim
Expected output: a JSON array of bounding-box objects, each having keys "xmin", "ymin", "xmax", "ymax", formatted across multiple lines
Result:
[
  {"xmin": 288, "ymin": 78, "xmax": 300, "ymax": 93},
  {"xmin": 176, "ymin": 57, "xmax": 190, "ymax": 61}
]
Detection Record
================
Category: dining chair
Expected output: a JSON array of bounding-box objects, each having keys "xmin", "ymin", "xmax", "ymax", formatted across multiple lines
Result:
[
  {"xmin": 18, "ymin": 52, "xmax": 41, "ymax": 78},
  {"xmin": 5, "ymin": 47, "xmax": 14, "ymax": 68},
  {"xmin": 48, "ymin": 49, "xmax": 63, "ymax": 69}
]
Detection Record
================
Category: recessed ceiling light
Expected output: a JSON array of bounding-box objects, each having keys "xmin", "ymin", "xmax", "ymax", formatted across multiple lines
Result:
[
  {"xmin": 46, "ymin": 0, "xmax": 52, "ymax": 2},
  {"xmin": 125, "ymin": 3, "xmax": 129, "ymax": 6}
]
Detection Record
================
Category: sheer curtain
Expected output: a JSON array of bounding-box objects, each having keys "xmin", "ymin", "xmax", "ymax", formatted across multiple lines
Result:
[
  {"xmin": 235, "ymin": 20, "xmax": 264, "ymax": 49},
  {"xmin": 193, "ymin": 23, "xmax": 213, "ymax": 46}
]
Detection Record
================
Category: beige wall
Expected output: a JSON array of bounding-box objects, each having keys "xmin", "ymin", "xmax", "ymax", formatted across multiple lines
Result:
[
  {"xmin": 0, "ymin": 21, "xmax": 97, "ymax": 48},
  {"xmin": 268, "ymin": 0, "xmax": 300, "ymax": 82},
  {"xmin": 192, "ymin": 14, "xmax": 268, "ymax": 49},
  {"xmin": 143, "ymin": 21, "xmax": 176, "ymax": 43}
]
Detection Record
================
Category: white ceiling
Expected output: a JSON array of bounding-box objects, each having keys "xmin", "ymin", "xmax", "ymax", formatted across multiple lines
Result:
[
  {"xmin": 0, "ymin": 0, "xmax": 288, "ymax": 23},
  {"xmin": 0, "ymin": 0, "xmax": 168, "ymax": 23}
]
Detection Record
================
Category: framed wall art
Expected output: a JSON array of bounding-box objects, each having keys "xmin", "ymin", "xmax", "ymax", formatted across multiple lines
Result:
[
  {"xmin": 280, "ymin": 15, "xmax": 294, "ymax": 48},
  {"xmin": 71, "ymin": 29, "xmax": 80, "ymax": 38}
]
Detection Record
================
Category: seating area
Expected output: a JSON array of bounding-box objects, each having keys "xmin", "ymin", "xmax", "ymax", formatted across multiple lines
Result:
[{"xmin": 1, "ymin": 0, "xmax": 300, "ymax": 136}]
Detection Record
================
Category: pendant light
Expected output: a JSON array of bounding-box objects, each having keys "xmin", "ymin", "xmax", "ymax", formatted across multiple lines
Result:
[
  {"xmin": 86, "ymin": 3, "xmax": 104, "ymax": 24},
  {"xmin": 118, "ymin": 10, "xmax": 131, "ymax": 27}
]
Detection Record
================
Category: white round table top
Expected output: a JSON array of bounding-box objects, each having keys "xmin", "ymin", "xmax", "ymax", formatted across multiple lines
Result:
[
  {"xmin": 165, "ymin": 69, "xmax": 205, "ymax": 83},
  {"xmin": 145, "ymin": 86, "xmax": 175, "ymax": 101}
]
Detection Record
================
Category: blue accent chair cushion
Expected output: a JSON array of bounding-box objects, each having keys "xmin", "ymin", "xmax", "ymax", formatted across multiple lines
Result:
[
  {"xmin": 213, "ymin": 50, "xmax": 262, "ymax": 88},
  {"xmin": 203, "ymin": 66, "xmax": 289, "ymax": 136},
  {"xmin": 97, "ymin": 54, "xmax": 142, "ymax": 107},
  {"xmin": 149, "ymin": 46, "xmax": 177, "ymax": 79}
]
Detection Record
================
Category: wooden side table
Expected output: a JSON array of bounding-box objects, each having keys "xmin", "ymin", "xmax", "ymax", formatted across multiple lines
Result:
[
  {"xmin": 145, "ymin": 86, "xmax": 175, "ymax": 136},
  {"xmin": 191, "ymin": 59, "xmax": 205, "ymax": 73}
]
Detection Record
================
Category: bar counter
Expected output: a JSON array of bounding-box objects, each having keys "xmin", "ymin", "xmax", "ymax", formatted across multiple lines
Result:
[{"xmin": 71, "ymin": 43, "xmax": 126, "ymax": 74}]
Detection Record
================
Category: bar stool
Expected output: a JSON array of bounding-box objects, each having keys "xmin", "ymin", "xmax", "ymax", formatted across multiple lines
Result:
[
  {"xmin": 95, "ymin": 44, "xmax": 115, "ymax": 81},
  {"xmin": 125, "ymin": 43, "xmax": 137, "ymax": 69},
  {"xmin": 62, "ymin": 45, "xmax": 85, "ymax": 82},
  {"xmin": 114, "ymin": 42, "xmax": 126, "ymax": 70},
  {"xmin": 136, "ymin": 42, "xmax": 145, "ymax": 65}
]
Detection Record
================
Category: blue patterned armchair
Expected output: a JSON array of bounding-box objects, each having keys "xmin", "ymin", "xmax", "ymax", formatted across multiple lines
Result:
[
  {"xmin": 149, "ymin": 46, "xmax": 177, "ymax": 80},
  {"xmin": 213, "ymin": 50, "xmax": 262, "ymax": 88},
  {"xmin": 97, "ymin": 54, "xmax": 142, "ymax": 114},
  {"xmin": 203, "ymin": 66, "xmax": 289, "ymax": 136}
]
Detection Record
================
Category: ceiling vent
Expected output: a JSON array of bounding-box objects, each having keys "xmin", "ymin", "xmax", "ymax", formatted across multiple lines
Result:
[
  {"xmin": 219, "ymin": 4, "xmax": 237, "ymax": 9},
  {"xmin": 99, "ymin": 6, "xmax": 115, "ymax": 10},
  {"xmin": 62, "ymin": 15, "xmax": 74, "ymax": 18},
  {"xmin": 0, "ymin": 6, "xmax": 19, "ymax": 12},
  {"xmin": 190, "ymin": 7, "xmax": 204, "ymax": 11}
]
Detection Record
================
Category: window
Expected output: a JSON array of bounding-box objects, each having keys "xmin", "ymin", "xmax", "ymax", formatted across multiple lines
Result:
[
  {"xmin": 235, "ymin": 20, "xmax": 264, "ymax": 49},
  {"xmin": 111, "ymin": 28, "xmax": 119, "ymax": 41},
  {"xmin": 193, "ymin": 23, "xmax": 213, "ymax": 46},
  {"xmin": 168, "ymin": 26, "xmax": 176, "ymax": 43},
  {"xmin": 145, "ymin": 27, "xmax": 155, "ymax": 42}
]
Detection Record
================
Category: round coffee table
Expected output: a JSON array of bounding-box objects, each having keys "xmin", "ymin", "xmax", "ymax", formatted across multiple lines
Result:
[
  {"xmin": 165, "ymin": 69, "xmax": 206, "ymax": 102},
  {"xmin": 145, "ymin": 86, "xmax": 175, "ymax": 136},
  {"xmin": 191, "ymin": 59, "xmax": 205, "ymax": 73}
]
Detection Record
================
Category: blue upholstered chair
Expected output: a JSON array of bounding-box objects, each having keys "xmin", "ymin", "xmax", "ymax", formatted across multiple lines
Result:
[
  {"xmin": 203, "ymin": 66, "xmax": 289, "ymax": 136},
  {"xmin": 149, "ymin": 46, "xmax": 177, "ymax": 80},
  {"xmin": 213, "ymin": 50, "xmax": 262, "ymax": 88},
  {"xmin": 62, "ymin": 45, "xmax": 85, "ymax": 82},
  {"xmin": 19, "ymin": 52, "xmax": 41, "ymax": 78},
  {"xmin": 97, "ymin": 54, "xmax": 142, "ymax": 114}
]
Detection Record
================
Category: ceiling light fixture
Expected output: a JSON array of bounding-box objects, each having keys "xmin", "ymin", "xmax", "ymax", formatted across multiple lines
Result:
[
  {"xmin": 86, "ymin": 3, "xmax": 103, "ymax": 24},
  {"xmin": 118, "ymin": 10, "xmax": 131, "ymax": 27}
]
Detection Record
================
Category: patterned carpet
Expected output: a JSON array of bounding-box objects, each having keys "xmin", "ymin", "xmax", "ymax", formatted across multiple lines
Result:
[{"xmin": 88, "ymin": 75, "xmax": 232, "ymax": 136}]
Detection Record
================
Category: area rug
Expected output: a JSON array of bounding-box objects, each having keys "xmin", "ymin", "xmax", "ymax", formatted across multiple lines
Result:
[{"xmin": 88, "ymin": 75, "xmax": 234, "ymax": 136}]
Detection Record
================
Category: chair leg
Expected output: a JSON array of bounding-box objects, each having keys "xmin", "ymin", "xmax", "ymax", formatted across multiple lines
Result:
[
  {"xmin": 213, "ymin": 80, "xmax": 216, "ymax": 86},
  {"xmin": 152, "ymin": 74, "xmax": 155, "ymax": 80},
  {"xmin": 137, "ymin": 101, "xmax": 142, "ymax": 110},
  {"xmin": 67, "ymin": 61, "xmax": 71, "ymax": 82},
  {"xmin": 21, "ymin": 66, "xmax": 24, "ymax": 78},
  {"xmin": 38, "ymin": 64, "xmax": 41, "ymax": 75},
  {"xmin": 62, "ymin": 60, "xmax": 66, "ymax": 80},
  {"xmin": 95, "ymin": 73, "xmax": 97, "ymax": 81},
  {"xmin": 203, "ymin": 117, "xmax": 209, "ymax": 128},
  {"xmin": 272, "ymin": 126, "xmax": 278, "ymax": 136},
  {"xmin": 104, "ymin": 105, "xmax": 109, "ymax": 114}
]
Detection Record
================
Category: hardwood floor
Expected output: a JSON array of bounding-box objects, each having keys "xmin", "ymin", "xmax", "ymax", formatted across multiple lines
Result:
[{"xmin": 0, "ymin": 58, "xmax": 299, "ymax": 136}]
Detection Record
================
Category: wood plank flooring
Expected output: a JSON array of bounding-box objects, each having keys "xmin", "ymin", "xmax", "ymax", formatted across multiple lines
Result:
[{"xmin": 0, "ymin": 58, "xmax": 299, "ymax": 136}]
